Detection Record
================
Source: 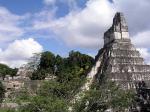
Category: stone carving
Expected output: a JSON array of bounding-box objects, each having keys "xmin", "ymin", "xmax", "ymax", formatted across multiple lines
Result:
[{"xmin": 96, "ymin": 12, "xmax": 150, "ymax": 89}]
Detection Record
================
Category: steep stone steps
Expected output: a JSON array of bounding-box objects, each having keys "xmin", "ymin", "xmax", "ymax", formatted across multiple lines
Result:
[
  {"xmin": 111, "ymin": 49, "xmax": 140, "ymax": 57},
  {"xmin": 71, "ymin": 50, "xmax": 105, "ymax": 103}
]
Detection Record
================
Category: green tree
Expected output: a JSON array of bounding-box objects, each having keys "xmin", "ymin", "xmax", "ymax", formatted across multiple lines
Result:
[
  {"xmin": 132, "ymin": 81, "xmax": 150, "ymax": 112},
  {"xmin": 0, "ymin": 81, "xmax": 5, "ymax": 104},
  {"xmin": 56, "ymin": 51, "xmax": 94, "ymax": 82},
  {"xmin": 0, "ymin": 64, "xmax": 18, "ymax": 80},
  {"xmin": 39, "ymin": 51, "xmax": 55, "ymax": 71},
  {"xmin": 9, "ymin": 68, "xmax": 18, "ymax": 78},
  {"xmin": 30, "ymin": 51, "xmax": 56, "ymax": 80},
  {"xmin": 0, "ymin": 64, "xmax": 10, "ymax": 80},
  {"xmin": 30, "ymin": 69, "xmax": 47, "ymax": 80},
  {"xmin": 19, "ymin": 95, "xmax": 68, "ymax": 112},
  {"xmin": 30, "ymin": 51, "xmax": 94, "ymax": 82},
  {"xmin": 73, "ymin": 81, "xmax": 134, "ymax": 112},
  {"xmin": 68, "ymin": 51, "xmax": 94, "ymax": 70},
  {"xmin": 0, "ymin": 108, "xmax": 16, "ymax": 112},
  {"xmin": 19, "ymin": 81, "xmax": 69, "ymax": 112}
]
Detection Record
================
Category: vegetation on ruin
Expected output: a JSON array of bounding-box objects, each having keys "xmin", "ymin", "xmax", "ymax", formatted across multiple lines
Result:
[
  {"xmin": 131, "ymin": 81, "xmax": 150, "ymax": 112},
  {"xmin": 73, "ymin": 81, "xmax": 134, "ymax": 112},
  {"xmin": 0, "ymin": 64, "xmax": 18, "ymax": 80},
  {"xmin": 1, "ymin": 80, "xmax": 135, "ymax": 112},
  {"xmin": 0, "ymin": 81, "xmax": 5, "ymax": 104},
  {"xmin": 0, "ymin": 51, "xmax": 134, "ymax": 112},
  {"xmin": 0, "ymin": 50, "xmax": 147, "ymax": 112}
]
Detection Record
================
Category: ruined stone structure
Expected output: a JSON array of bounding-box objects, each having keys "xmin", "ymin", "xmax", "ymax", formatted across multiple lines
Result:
[
  {"xmin": 72, "ymin": 12, "xmax": 150, "ymax": 105},
  {"xmin": 96, "ymin": 12, "xmax": 150, "ymax": 89}
]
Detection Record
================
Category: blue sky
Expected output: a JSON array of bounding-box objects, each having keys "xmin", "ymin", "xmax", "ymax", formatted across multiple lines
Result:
[
  {"xmin": 0, "ymin": 0, "xmax": 150, "ymax": 67},
  {"xmin": 0, "ymin": 0, "xmax": 94, "ymax": 56},
  {"xmin": 0, "ymin": 0, "xmax": 43, "ymax": 14}
]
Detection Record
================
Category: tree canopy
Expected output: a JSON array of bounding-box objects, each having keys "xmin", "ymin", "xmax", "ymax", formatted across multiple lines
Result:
[
  {"xmin": 30, "ymin": 51, "xmax": 94, "ymax": 81},
  {"xmin": 0, "ymin": 81, "xmax": 5, "ymax": 104},
  {"xmin": 0, "ymin": 63, "xmax": 18, "ymax": 80},
  {"xmin": 131, "ymin": 81, "xmax": 150, "ymax": 112},
  {"xmin": 73, "ymin": 81, "xmax": 134, "ymax": 112},
  {"xmin": 0, "ymin": 51, "xmax": 137, "ymax": 112}
]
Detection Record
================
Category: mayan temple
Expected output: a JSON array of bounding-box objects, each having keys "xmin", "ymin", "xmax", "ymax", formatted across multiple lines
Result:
[
  {"xmin": 74, "ymin": 12, "xmax": 150, "ymax": 102},
  {"xmin": 94, "ymin": 12, "xmax": 150, "ymax": 89}
]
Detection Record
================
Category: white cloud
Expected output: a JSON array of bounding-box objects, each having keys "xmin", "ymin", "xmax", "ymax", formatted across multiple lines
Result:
[
  {"xmin": 0, "ymin": 6, "xmax": 40, "ymax": 68},
  {"xmin": 132, "ymin": 31, "xmax": 150, "ymax": 64},
  {"xmin": 43, "ymin": 0, "xmax": 78, "ymax": 10},
  {"xmin": 132, "ymin": 31, "xmax": 150, "ymax": 48},
  {"xmin": 34, "ymin": 0, "xmax": 116, "ymax": 48},
  {"xmin": 113, "ymin": 0, "xmax": 150, "ymax": 35},
  {"xmin": 0, "ymin": 7, "xmax": 25, "ymax": 43},
  {"xmin": 43, "ymin": 0, "xmax": 56, "ymax": 5},
  {"xmin": 60, "ymin": 0, "xmax": 78, "ymax": 10},
  {"xmin": 1, "ymin": 0, "xmax": 150, "ymax": 66},
  {"xmin": 137, "ymin": 48, "xmax": 150, "ymax": 64},
  {"xmin": 36, "ymin": 0, "xmax": 150, "ymax": 50},
  {"xmin": 0, "ymin": 38, "xmax": 43, "ymax": 68},
  {"xmin": 36, "ymin": 0, "xmax": 150, "ymax": 64}
]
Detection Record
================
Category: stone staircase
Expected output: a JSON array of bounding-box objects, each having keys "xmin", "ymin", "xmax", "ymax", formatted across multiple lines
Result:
[
  {"xmin": 70, "ymin": 12, "xmax": 150, "ymax": 111},
  {"xmin": 96, "ymin": 12, "xmax": 150, "ymax": 89},
  {"xmin": 71, "ymin": 49, "xmax": 105, "ymax": 104}
]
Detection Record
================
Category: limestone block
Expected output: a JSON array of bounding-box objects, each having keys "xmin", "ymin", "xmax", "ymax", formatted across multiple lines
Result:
[
  {"xmin": 114, "ymin": 32, "xmax": 121, "ymax": 39},
  {"xmin": 122, "ymin": 32, "xmax": 129, "ymax": 39}
]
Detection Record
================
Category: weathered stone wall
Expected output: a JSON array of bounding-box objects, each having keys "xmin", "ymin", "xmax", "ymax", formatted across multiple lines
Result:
[{"xmin": 97, "ymin": 12, "xmax": 150, "ymax": 89}]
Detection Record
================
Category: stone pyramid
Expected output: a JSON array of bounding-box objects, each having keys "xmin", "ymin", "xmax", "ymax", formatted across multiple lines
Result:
[{"xmin": 95, "ymin": 12, "xmax": 150, "ymax": 89}]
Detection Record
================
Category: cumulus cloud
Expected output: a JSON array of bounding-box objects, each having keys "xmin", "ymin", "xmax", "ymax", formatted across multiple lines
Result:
[
  {"xmin": 0, "ymin": 6, "xmax": 42, "ymax": 68},
  {"xmin": 35, "ymin": 0, "xmax": 150, "ymax": 63},
  {"xmin": 131, "ymin": 30, "xmax": 150, "ymax": 64},
  {"xmin": 0, "ymin": 7, "xmax": 25, "ymax": 43},
  {"xmin": 0, "ymin": 38, "xmax": 43, "ymax": 68},
  {"xmin": 132, "ymin": 31, "xmax": 150, "ymax": 48},
  {"xmin": 35, "ymin": 0, "xmax": 150, "ymax": 49},
  {"xmin": 43, "ymin": 0, "xmax": 56, "ymax": 5},
  {"xmin": 43, "ymin": 0, "xmax": 78, "ymax": 10},
  {"xmin": 61, "ymin": 0, "xmax": 78, "ymax": 10},
  {"xmin": 137, "ymin": 48, "xmax": 150, "ymax": 64},
  {"xmin": 1, "ymin": 0, "xmax": 150, "ymax": 67},
  {"xmin": 113, "ymin": 0, "xmax": 150, "ymax": 35},
  {"xmin": 34, "ymin": 0, "xmax": 116, "ymax": 48}
]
